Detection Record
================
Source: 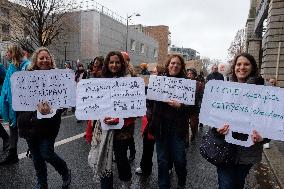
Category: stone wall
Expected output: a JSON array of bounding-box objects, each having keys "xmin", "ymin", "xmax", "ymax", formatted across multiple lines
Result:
[{"xmin": 261, "ymin": 0, "xmax": 284, "ymax": 86}]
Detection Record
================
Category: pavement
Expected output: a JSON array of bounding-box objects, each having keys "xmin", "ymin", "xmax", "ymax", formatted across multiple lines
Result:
[
  {"xmin": 0, "ymin": 114, "xmax": 283, "ymax": 188},
  {"xmin": 263, "ymin": 141, "xmax": 284, "ymax": 189}
]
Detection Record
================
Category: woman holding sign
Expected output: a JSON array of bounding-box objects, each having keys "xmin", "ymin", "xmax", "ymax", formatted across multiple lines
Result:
[
  {"xmin": 92, "ymin": 51, "xmax": 136, "ymax": 189},
  {"xmin": 17, "ymin": 47, "xmax": 71, "ymax": 189},
  {"xmin": 215, "ymin": 53, "xmax": 269, "ymax": 189},
  {"xmin": 148, "ymin": 54, "xmax": 191, "ymax": 189}
]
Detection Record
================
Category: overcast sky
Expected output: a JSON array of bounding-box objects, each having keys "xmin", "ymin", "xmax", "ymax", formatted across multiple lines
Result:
[{"xmin": 83, "ymin": 0, "xmax": 250, "ymax": 62}]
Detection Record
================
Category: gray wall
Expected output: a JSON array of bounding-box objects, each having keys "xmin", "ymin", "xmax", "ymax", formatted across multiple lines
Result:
[{"xmin": 50, "ymin": 9, "xmax": 158, "ymax": 68}]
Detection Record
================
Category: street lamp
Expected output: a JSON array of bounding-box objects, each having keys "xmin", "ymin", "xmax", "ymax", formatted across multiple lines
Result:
[
  {"xmin": 63, "ymin": 42, "xmax": 68, "ymax": 62},
  {"xmin": 126, "ymin": 13, "xmax": 141, "ymax": 52}
]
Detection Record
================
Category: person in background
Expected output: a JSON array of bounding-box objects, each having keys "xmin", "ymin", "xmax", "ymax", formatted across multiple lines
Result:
[
  {"xmin": 120, "ymin": 52, "xmax": 136, "ymax": 162},
  {"xmin": 214, "ymin": 53, "xmax": 269, "ymax": 189},
  {"xmin": 121, "ymin": 51, "xmax": 136, "ymax": 77},
  {"xmin": 74, "ymin": 63, "xmax": 87, "ymax": 122},
  {"xmin": 91, "ymin": 56, "xmax": 104, "ymax": 78},
  {"xmin": 0, "ymin": 44, "xmax": 31, "ymax": 165},
  {"xmin": 140, "ymin": 63, "xmax": 151, "ymax": 75},
  {"xmin": 149, "ymin": 54, "xmax": 190, "ymax": 189},
  {"xmin": 17, "ymin": 47, "xmax": 71, "ymax": 189},
  {"xmin": 62, "ymin": 62, "xmax": 73, "ymax": 116},
  {"xmin": 206, "ymin": 64, "xmax": 224, "ymax": 81},
  {"xmin": 135, "ymin": 64, "xmax": 165, "ymax": 176},
  {"xmin": 186, "ymin": 68, "xmax": 203, "ymax": 142}
]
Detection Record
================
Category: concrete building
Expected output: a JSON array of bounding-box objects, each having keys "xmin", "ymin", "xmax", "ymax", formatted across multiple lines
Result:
[
  {"xmin": 143, "ymin": 25, "xmax": 171, "ymax": 65},
  {"xmin": 246, "ymin": 0, "xmax": 284, "ymax": 86},
  {"xmin": 49, "ymin": 6, "xmax": 158, "ymax": 68},
  {"xmin": 169, "ymin": 45, "xmax": 200, "ymax": 61}
]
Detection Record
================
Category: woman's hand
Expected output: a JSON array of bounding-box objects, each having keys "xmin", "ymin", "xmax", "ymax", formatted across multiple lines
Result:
[
  {"xmin": 103, "ymin": 117, "xmax": 119, "ymax": 125},
  {"xmin": 217, "ymin": 124, "xmax": 230, "ymax": 135},
  {"xmin": 37, "ymin": 101, "xmax": 52, "ymax": 115},
  {"xmin": 251, "ymin": 130, "xmax": 263, "ymax": 144},
  {"xmin": 167, "ymin": 99, "xmax": 181, "ymax": 108}
]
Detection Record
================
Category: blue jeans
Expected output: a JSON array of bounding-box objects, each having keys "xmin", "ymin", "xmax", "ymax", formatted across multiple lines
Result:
[
  {"xmin": 156, "ymin": 124, "xmax": 187, "ymax": 189},
  {"xmin": 27, "ymin": 138, "xmax": 69, "ymax": 187},
  {"xmin": 217, "ymin": 164, "xmax": 253, "ymax": 189}
]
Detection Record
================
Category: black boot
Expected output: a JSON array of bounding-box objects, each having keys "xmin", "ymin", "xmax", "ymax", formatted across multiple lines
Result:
[{"xmin": 0, "ymin": 148, "xmax": 19, "ymax": 165}]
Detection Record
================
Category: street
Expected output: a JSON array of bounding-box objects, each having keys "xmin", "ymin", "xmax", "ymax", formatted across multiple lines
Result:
[{"xmin": 0, "ymin": 113, "xmax": 282, "ymax": 189}]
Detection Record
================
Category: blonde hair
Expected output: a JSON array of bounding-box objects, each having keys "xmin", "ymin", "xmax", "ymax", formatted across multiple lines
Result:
[
  {"xmin": 7, "ymin": 44, "xmax": 24, "ymax": 68},
  {"xmin": 28, "ymin": 47, "xmax": 56, "ymax": 70}
]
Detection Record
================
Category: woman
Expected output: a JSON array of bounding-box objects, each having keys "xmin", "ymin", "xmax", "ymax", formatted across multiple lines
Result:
[
  {"xmin": 91, "ymin": 51, "xmax": 135, "ymax": 189},
  {"xmin": 149, "ymin": 54, "xmax": 190, "ymax": 189},
  {"xmin": 17, "ymin": 47, "xmax": 71, "ymax": 189},
  {"xmin": 215, "ymin": 53, "xmax": 269, "ymax": 189},
  {"xmin": 0, "ymin": 44, "xmax": 30, "ymax": 165},
  {"xmin": 135, "ymin": 64, "xmax": 165, "ymax": 176},
  {"xmin": 91, "ymin": 56, "xmax": 104, "ymax": 78},
  {"xmin": 187, "ymin": 68, "xmax": 203, "ymax": 142}
]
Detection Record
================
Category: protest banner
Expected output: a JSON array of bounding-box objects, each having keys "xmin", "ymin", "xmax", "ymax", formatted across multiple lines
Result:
[
  {"xmin": 11, "ymin": 69, "xmax": 76, "ymax": 111},
  {"xmin": 146, "ymin": 75, "xmax": 196, "ymax": 105},
  {"xmin": 200, "ymin": 80, "xmax": 284, "ymax": 144},
  {"xmin": 75, "ymin": 77, "xmax": 146, "ymax": 120}
]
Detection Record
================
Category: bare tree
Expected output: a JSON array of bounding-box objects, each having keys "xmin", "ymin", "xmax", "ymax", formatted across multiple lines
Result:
[
  {"xmin": 7, "ymin": 0, "xmax": 78, "ymax": 51},
  {"xmin": 227, "ymin": 28, "xmax": 246, "ymax": 60}
]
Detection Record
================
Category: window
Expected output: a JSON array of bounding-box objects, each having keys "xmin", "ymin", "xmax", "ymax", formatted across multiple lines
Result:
[
  {"xmin": 2, "ymin": 24, "xmax": 10, "ymax": 34},
  {"xmin": 140, "ymin": 43, "xmax": 145, "ymax": 54},
  {"xmin": 154, "ymin": 49, "xmax": 158, "ymax": 58},
  {"xmin": 130, "ymin": 39, "xmax": 136, "ymax": 51},
  {"xmin": 0, "ymin": 8, "xmax": 9, "ymax": 18}
]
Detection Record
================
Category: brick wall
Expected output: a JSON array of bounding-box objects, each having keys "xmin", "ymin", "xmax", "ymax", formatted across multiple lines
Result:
[{"xmin": 143, "ymin": 25, "xmax": 169, "ymax": 65}]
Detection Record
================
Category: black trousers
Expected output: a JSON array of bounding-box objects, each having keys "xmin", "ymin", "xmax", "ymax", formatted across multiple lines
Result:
[
  {"xmin": 113, "ymin": 139, "xmax": 132, "ymax": 181},
  {"xmin": 140, "ymin": 134, "xmax": 155, "ymax": 175},
  {"xmin": 0, "ymin": 123, "xmax": 9, "ymax": 142}
]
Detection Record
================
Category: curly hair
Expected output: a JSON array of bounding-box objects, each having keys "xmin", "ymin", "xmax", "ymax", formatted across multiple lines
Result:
[
  {"xmin": 28, "ymin": 47, "xmax": 56, "ymax": 71},
  {"xmin": 101, "ymin": 51, "xmax": 127, "ymax": 78}
]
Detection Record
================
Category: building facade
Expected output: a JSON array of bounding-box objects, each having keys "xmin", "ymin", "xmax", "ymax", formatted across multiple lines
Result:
[
  {"xmin": 143, "ymin": 25, "xmax": 171, "ymax": 65},
  {"xmin": 169, "ymin": 45, "xmax": 200, "ymax": 61},
  {"xmin": 49, "ymin": 7, "xmax": 158, "ymax": 68},
  {"xmin": 246, "ymin": 0, "xmax": 284, "ymax": 86}
]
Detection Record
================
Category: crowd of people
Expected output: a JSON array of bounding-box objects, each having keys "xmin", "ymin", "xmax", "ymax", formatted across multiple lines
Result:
[{"xmin": 0, "ymin": 44, "xmax": 272, "ymax": 189}]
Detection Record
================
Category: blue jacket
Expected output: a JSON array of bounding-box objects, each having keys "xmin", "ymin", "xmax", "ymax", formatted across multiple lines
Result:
[{"xmin": 0, "ymin": 59, "xmax": 31, "ymax": 127}]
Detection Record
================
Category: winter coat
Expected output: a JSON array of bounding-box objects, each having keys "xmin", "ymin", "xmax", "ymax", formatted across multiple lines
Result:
[
  {"xmin": 148, "ymin": 75, "xmax": 192, "ymax": 140},
  {"xmin": 0, "ymin": 59, "xmax": 31, "ymax": 126}
]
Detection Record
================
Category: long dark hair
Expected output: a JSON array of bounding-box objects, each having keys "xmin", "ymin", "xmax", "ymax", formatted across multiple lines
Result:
[
  {"xmin": 101, "ymin": 51, "xmax": 127, "ymax": 78},
  {"xmin": 164, "ymin": 54, "xmax": 186, "ymax": 77},
  {"xmin": 231, "ymin": 52, "xmax": 258, "ymax": 82}
]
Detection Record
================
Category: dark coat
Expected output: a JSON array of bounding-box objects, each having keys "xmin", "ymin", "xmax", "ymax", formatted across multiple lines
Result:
[{"xmin": 17, "ymin": 110, "xmax": 62, "ymax": 140}]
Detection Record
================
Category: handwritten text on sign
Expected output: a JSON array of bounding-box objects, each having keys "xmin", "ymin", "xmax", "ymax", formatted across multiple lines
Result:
[
  {"xmin": 199, "ymin": 80, "xmax": 284, "ymax": 141},
  {"xmin": 75, "ymin": 77, "xmax": 146, "ymax": 120},
  {"xmin": 147, "ymin": 76, "xmax": 196, "ymax": 105},
  {"xmin": 11, "ymin": 70, "xmax": 76, "ymax": 111}
]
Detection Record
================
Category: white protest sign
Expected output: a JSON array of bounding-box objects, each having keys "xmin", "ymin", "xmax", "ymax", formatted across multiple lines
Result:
[
  {"xmin": 200, "ymin": 80, "xmax": 284, "ymax": 143},
  {"xmin": 147, "ymin": 76, "xmax": 196, "ymax": 105},
  {"xmin": 75, "ymin": 77, "xmax": 146, "ymax": 120},
  {"xmin": 11, "ymin": 70, "xmax": 76, "ymax": 111}
]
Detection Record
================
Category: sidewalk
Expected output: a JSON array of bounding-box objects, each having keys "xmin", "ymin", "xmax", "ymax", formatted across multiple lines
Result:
[{"xmin": 263, "ymin": 141, "xmax": 284, "ymax": 189}]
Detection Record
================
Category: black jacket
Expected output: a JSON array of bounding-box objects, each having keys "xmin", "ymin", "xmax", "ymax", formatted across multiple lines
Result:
[{"xmin": 18, "ymin": 110, "xmax": 62, "ymax": 140}]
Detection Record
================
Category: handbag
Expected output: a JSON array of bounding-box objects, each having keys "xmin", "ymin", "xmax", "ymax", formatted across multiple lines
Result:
[{"xmin": 200, "ymin": 129, "xmax": 236, "ymax": 166}]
